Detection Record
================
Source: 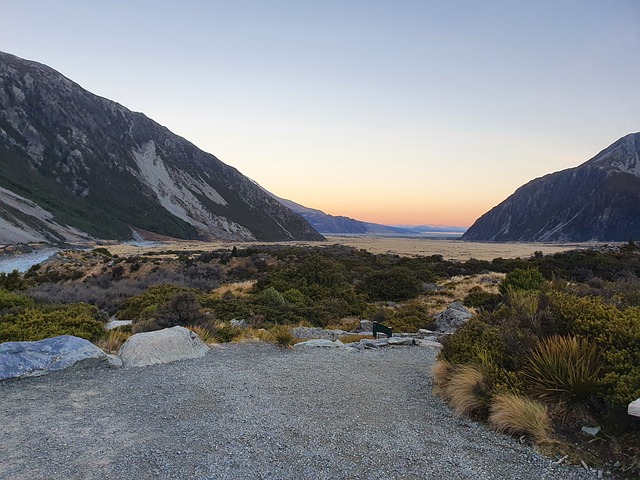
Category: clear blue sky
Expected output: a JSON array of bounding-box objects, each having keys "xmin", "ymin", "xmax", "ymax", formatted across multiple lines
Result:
[{"xmin": 2, "ymin": 1, "xmax": 639, "ymax": 225}]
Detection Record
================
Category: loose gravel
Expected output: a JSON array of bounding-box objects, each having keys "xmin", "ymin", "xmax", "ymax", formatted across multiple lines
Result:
[{"xmin": 1, "ymin": 343, "xmax": 596, "ymax": 479}]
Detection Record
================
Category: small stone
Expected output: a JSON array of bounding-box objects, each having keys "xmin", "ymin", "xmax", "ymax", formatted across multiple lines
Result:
[{"xmin": 581, "ymin": 426, "xmax": 600, "ymax": 436}]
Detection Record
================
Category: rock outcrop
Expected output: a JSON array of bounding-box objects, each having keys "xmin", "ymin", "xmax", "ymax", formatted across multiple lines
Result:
[
  {"xmin": 0, "ymin": 335, "xmax": 120, "ymax": 380},
  {"xmin": 463, "ymin": 132, "xmax": 640, "ymax": 242},
  {"xmin": 434, "ymin": 301, "xmax": 473, "ymax": 333},
  {"xmin": 118, "ymin": 326, "xmax": 209, "ymax": 367}
]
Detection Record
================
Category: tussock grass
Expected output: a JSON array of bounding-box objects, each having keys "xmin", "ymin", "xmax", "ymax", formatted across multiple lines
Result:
[
  {"xmin": 209, "ymin": 280, "xmax": 256, "ymax": 298},
  {"xmin": 444, "ymin": 364, "xmax": 489, "ymax": 416},
  {"xmin": 270, "ymin": 325, "xmax": 295, "ymax": 347},
  {"xmin": 432, "ymin": 359, "xmax": 454, "ymax": 398},
  {"xmin": 525, "ymin": 335, "xmax": 603, "ymax": 408},
  {"xmin": 186, "ymin": 325, "xmax": 217, "ymax": 344},
  {"xmin": 98, "ymin": 329, "xmax": 131, "ymax": 353},
  {"xmin": 337, "ymin": 334, "xmax": 373, "ymax": 343},
  {"xmin": 504, "ymin": 287, "xmax": 539, "ymax": 317},
  {"xmin": 489, "ymin": 393, "xmax": 551, "ymax": 443}
]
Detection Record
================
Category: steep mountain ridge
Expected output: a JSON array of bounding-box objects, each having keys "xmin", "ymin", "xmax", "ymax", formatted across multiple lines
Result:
[
  {"xmin": 462, "ymin": 132, "xmax": 640, "ymax": 242},
  {"xmin": 0, "ymin": 51, "xmax": 324, "ymax": 243}
]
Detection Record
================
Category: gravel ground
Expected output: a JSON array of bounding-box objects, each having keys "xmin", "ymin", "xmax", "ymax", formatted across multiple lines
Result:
[{"xmin": 0, "ymin": 343, "xmax": 597, "ymax": 480}]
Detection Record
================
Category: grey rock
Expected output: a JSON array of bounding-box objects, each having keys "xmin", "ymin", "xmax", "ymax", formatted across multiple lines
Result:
[
  {"xmin": 388, "ymin": 337, "xmax": 414, "ymax": 346},
  {"xmin": 105, "ymin": 319, "xmax": 132, "ymax": 330},
  {"xmin": 434, "ymin": 301, "xmax": 473, "ymax": 333},
  {"xmin": 230, "ymin": 319, "xmax": 248, "ymax": 329},
  {"xmin": 628, "ymin": 399, "xmax": 640, "ymax": 417},
  {"xmin": 293, "ymin": 339, "xmax": 344, "ymax": 350},
  {"xmin": 291, "ymin": 326, "xmax": 346, "ymax": 341},
  {"xmin": 423, "ymin": 283, "xmax": 445, "ymax": 292},
  {"xmin": 358, "ymin": 320, "xmax": 373, "ymax": 332},
  {"xmin": 415, "ymin": 339, "xmax": 443, "ymax": 349},
  {"xmin": 418, "ymin": 329, "xmax": 435, "ymax": 336},
  {"xmin": 106, "ymin": 354, "xmax": 123, "ymax": 368},
  {"xmin": 0, "ymin": 335, "xmax": 116, "ymax": 380},
  {"xmin": 118, "ymin": 326, "xmax": 209, "ymax": 368},
  {"xmin": 580, "ymin": 426, "xmax": 600, "ymax": 436}
]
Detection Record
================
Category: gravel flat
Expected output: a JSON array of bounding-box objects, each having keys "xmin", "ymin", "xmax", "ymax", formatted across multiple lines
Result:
[{"xmin": 0, "ymin": 343, "xmax": 594, "ymax": 479}]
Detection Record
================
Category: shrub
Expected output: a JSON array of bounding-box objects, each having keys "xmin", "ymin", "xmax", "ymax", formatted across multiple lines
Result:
[
  {"xmin": 463, "ymin": 287, "xmax": 501, "ymax": 311},
  {"xmin": 212, "ymin": 322, "xmax": 243, "ymax": 343},
  {"xmin": 358, "ymin": 267, "xmax": 422, "ymax": 301},
  {"xmin": 444, "ymin": 364, "xmax": 490, "ymax": 417},
  {"xmin": 0, "ymin": 304, "xmax": 106, "ymax": 342},
  {"xmin": 0, "ymin": 289, "xmax": 34, "ymax": 311},
  {"xmin": 116, "ymin": 284, "xmax": 190, "ymax": 320},
  {"xmin": 489, "ymin": 393, "xmax": 551, "ymax": 443},
  {"xmin": 499, "ymin": 268, "xmax": 545, "ymax": 295},
  {"xmin": 92, "ymin": 247, "xmax": 113, "ymax": 257},
  {"xmin": 155, "ymin": 292, "xmax": 206, "ymax": 329},
  {"xmin": 0, "ymin": 270, "xmax": 30, "ymax": 291},
  {"xmin": 524, "ymin": 335, "xmax": 603, "ymax": 408}
]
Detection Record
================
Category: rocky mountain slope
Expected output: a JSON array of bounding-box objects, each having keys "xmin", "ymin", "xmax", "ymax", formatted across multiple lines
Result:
[
  {"xmin": 462, "ymin": 132, "xmax": 640, "ymax": 242},
  {"xmin": 0, "ymin": 51, "xmax": 324, "ymax": 244}
]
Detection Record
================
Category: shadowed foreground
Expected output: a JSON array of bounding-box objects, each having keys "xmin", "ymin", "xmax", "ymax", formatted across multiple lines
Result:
[{"xmin": 0, "ymin": 343, "xmax": 591, "ymax": 479}]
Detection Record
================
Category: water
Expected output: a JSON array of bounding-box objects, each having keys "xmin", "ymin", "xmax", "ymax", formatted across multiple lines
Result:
[{"xmin": 0, "ymin": 248, "xmax": 59, "ymax": 273}]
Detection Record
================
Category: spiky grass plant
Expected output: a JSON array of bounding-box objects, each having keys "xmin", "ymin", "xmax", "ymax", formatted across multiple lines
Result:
[
  {"xmin": 444, "ymin": 364, "xmax": 489, "ymax": 417},
  {"xmin": 525, "ymin": 335, "xmax": 603, "ymax": 408},
  {"xmin": 489, "ymin": 393, "xmax": 551, "ymax": 443},
  {"xmin": 186, "ymin": 325, "xmax": 216, "ymax": 344},
  {"xmin": 269, "ymin": 325, "xmax": 295, "ymax": 347},
  {"xmin": 98, "ymin": 329, "xmax": 131, "ymax": 353}
]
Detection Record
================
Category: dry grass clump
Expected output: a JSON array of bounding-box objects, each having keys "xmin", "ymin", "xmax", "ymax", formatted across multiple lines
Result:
[
  {"xmin": 443, "ymin": 364, "xmax": 489, "ymax": 416},
  {"xmin": 432, "ymin": 359, "xmax": 455, "ymax": 397},
  {"xmin": 98, "ymin": 329, "xmax": 131, "ymax": 354},
  {"xmin": 337, "ymin": 334, "xmax": 373, "ymax": 343},
  {"xmin": 525, "ymin": 335, "xmax": 603, "ymax": 407},
  {"xmin": 325, "ymin": 317, "xmax": 360, "ymax": 332},
  {"xmin": 209, "ymin": 280, "xmax": 256, "ymax": 298},
  {"xmin": 186, "ymin": 325, "xmax": 217, "ymax": 344},
  {"xmin": 489, "ymin": 393, "xmax": 551, "ymax": 443}
]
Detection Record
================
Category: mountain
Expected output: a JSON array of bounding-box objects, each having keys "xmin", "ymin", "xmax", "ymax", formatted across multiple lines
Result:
[
  {"xmin": 462, "ymin": 132, "xmax": 640, "ymax": 242},
  {"xmin": 274, "ymin": 195, "xmax": 467, "ymax": 236},
  {"xmin": 272, "ymin": 196, "xmax": 418, "ymax": 234},
  {"xmin": 0, "ymin": 51, "xmax": 324, "ymax": 244}
]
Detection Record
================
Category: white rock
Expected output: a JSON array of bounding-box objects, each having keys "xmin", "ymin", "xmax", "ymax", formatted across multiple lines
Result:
[
  {"xmin": 118, "ymin": 326, "xmax": 209, "ymax": 367},
  {"xmin": 629, "ymin": 399, "xmax": 640, "ymax": 417},
  {"xmin": 105, "ymin": 319, "xmax": 132, "ymax": 330}
]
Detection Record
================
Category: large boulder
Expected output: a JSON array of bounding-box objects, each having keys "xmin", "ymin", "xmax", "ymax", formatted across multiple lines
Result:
[
  {"xmin": 118, "ymin": 326, "xmax": 209, "ymax": 367},
  {"xmin": 0, "ymin": 335, "xmax": 119, "ymax": 381},
  {"xmin": 629, "ymin": 399, "xmax": 640, "ymax": 417},
  {"xmin": 434, "ymin": 301, "xmax": 473, "ymax": 333}
]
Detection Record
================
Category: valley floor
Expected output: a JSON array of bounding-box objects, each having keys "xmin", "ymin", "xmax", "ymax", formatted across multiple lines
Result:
[
  {"xmin": 0, "ymin": 343, "xmax": 593, "ymax": 480},
  {"xmin": 103, "ymin": 236, "xmax": 593, "ymax": 261}
]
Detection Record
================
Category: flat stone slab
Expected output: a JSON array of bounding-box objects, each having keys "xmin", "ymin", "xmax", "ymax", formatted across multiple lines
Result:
[
  {"xmin": 388, "ymin": 337, "xmax": 415, "ymax": 346},
  {"xmin": 118, "ymin": 326, "xmax": 209, "ymax": 367},
  {"xmin": 293, "ymin": 339, "xmax": 344, "ymax": 350},
  {"xmin": 0, "ymin": 335, "xmax": 117, "ymax": 381},
  {"xmin": 629, "ymin": 399, "xmax": 640, "ymax": 417}
]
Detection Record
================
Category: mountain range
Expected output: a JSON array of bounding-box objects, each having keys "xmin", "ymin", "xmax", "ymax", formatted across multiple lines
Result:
[
  {"xmin": 0, "ymin": 51, "xmax": 324, "ymax": 244},
  {"xmin": 463, "ymin": 132, "xmax": 640, "ymax": 242}
]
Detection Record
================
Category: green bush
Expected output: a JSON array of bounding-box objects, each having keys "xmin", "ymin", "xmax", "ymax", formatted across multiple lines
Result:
[
  {"xmin": 0, "ymin": 270, "xmax": 31, "ymax": 291},
  {"xmin": 463, "ymin": 287, "xmax": 501, "ymax": 311},
  {"xmin": 358, "ymin": 267, "xmax": 422, "ymax": 301},
  {"xmin": 547, "ymin": 291, "xmax": 640, "ymax": 407},
  {"xmin": 116, "ymin": 284, "xmax": 190, "ymax": 320},
  {"xmin": 0, "ymin": 303, "xmax": 105, "ymax": 342},
  {"xmin": 0, "ymin": 289, "xmax": 34, "ymax": 311},
  {"xmin": 499, "ymin": 268, "xmax": 545, "ymax": 295}
]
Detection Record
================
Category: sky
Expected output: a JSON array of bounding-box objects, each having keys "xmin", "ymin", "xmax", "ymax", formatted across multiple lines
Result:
[{"xmin": 1, "ymin": 1, "xmax": 640, "ymax": 227}]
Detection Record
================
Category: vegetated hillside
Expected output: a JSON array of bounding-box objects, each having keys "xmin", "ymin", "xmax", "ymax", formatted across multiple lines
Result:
[
  {"xmin": 463, "ymin": 132, "xmax": 640, "ymax": 242},
  {"xmin": 0, "ymin": 51, "xmax": 324, "ymax": 244}
]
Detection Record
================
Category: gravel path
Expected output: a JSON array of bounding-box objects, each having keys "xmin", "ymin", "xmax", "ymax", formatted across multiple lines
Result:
[{"xmin": 1, "ymin": 343, "xmax": 595, "ymax": 479}]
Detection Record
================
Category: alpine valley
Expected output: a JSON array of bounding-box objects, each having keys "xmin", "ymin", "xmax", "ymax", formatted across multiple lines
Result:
[{"xmin": 0, "ymin": 51, "xmax": 325, "ymax": 244}]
